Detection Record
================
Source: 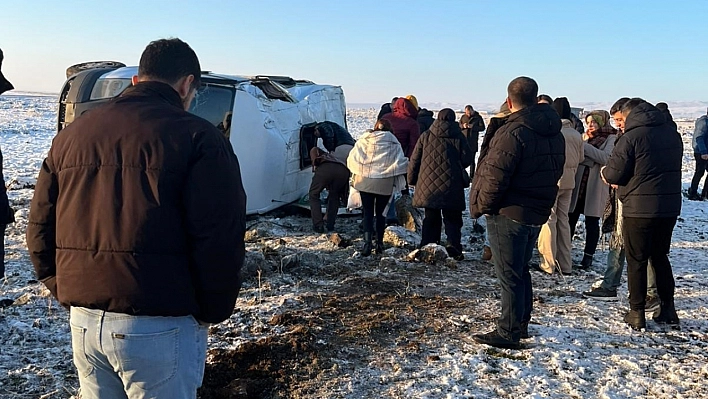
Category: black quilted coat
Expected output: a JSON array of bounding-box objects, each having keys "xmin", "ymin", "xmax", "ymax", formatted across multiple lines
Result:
[
  {"xmin": 469, "ymin": 103, "xmax": 565, "ymax": 225},
  {"xmin": 408, "ymin": 109, "xmax": 474, "ymax": 211}
]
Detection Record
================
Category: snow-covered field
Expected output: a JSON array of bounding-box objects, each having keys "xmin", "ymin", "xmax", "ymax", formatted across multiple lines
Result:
[{"xmin": 1, "ymin": 94, "xmax": 708, "ymax": 399}]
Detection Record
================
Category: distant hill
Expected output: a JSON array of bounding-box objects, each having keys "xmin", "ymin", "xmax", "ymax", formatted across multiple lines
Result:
[{"xmin": 348, "ymin": 101, "xmax": 708, "ymax": 119}]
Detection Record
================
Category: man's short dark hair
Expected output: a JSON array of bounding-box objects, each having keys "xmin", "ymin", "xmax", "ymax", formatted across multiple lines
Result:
[
  {"xmin": 139, "ymin": 38, "xmax": 201, "ymax": 89},
  {"xmin": 537, "ymin": 94, "xmax": 553, "ymax": 104},
  {"xmin": 508, "ymin": 77, "xmax": 538, "ymax": 109},
  {"xmin": 610, "ymin": 97, "xmax": 631, "ymax": 115},
  {"xmin": 465, "ymin": 105, "xmax": 473, "ymax": 111},
  {"xmin": 552, "ymin": 97, "xmax": 571, "ymax": 119},
  {"xmin": 620, "ymin": 97, "xmax": 646, "ymax": 116}
]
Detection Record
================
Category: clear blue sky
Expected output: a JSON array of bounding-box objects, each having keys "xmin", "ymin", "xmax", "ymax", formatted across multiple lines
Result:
[{"xmin": 1, "ymin": 0, "xmax": 706, "ymax": 105}]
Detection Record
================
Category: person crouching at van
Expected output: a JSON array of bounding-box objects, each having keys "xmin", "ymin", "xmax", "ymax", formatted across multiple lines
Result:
[
  {"xmin": 314, "ymin": 121, "xmax": 356, "ymax": 164},
  {"xmin": 309, "ymin": 147, "xmax": 350, "ymax": 233},
  {"xmin": 347, "ymin": 119, "xmax": 409, "ymax": 256}
]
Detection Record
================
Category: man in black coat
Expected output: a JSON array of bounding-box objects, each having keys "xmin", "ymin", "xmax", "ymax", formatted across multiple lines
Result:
[
  {"xmin": 27, "ymin": 38, "xmax": 247, "ymax": 397},
  {"xmin": 470, "ymin": 77, "xmax": 565, "ymax": 349},
  {"xmin": 601, "ymin": 98, "xmax": 683, "ymax": 330},
  {"xmin": 459, "ymin": 105, "xmax": 486, "ymax": 178}
]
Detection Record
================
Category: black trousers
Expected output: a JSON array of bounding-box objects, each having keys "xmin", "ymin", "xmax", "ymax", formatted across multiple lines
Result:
[
  {"xmin": 0, "ymin": 223, "xmax": 5, "ymax": 277},
  {"xmin": 568, "ymin": 212, "xmax": 600, "ymax": 256},
  {"xmin": 421, "ymin": 208, "xmax": 463, "ymax": 251},
  {"xmin": 689, "ymin": 153, "xmax": 708, "ymax": 196},
  {"xmin": 623, "ymin": 217, "xmax": 676, "ymax": 310},
  {"xmin": 360, "ymin": 192, "xmax": 391, "ymax": 241},
  {"xmin": 309, "ymin": 163, "xmax": 350, "ymax": 230}
]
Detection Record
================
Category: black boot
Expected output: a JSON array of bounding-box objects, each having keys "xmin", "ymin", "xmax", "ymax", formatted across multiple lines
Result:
[
  {"xmin": 362, "ymin": 232, "xmax": 372, "ymax": 257},
  {"xmin": 578, "ymin": 253, "xmax": 593, "ymax": 269},
  {"xmin": 688, "ymin": 188, "xmax": 702, "ymax": 201},
  {"xmin": 653, "ymin": 299, "xmax": 680, "ymax": 325},
  {"xmin": 520, "ymin": 321, "xmax": 530, "ymax": 339},
  {"xmin": 374, "ymin": 232, "xmax": 384, "ymax": 255},
  {"xmin": 624, "ymin": 309, "xmax": 646, "ymax": 330}
]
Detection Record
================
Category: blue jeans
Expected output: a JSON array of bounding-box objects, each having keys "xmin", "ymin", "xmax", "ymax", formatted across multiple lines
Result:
[
  {"xmin": 70, "ymin": 307, "xmax": 209, "ymax": 399},
  {"xmin": 601, "ymin": 247, "xmax": 658, "ymax": 297},
  {"xmin": 487, "ymin": 214, "xmax": 540, "ymax": 341}
]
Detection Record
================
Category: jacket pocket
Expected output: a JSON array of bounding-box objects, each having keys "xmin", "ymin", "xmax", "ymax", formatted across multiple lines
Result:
[{"xmin": 111, "ymin": 328, "xmax": 179, "ymax": 391}]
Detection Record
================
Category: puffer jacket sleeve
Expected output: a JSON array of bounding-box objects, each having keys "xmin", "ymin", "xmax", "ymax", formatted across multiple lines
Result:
[
  {"xmin": 602, "ymin": 134, "xmax": 635, "ymax": 186},
  {"xmin": 473, "ymin": 128, "xmax": 522, "ymax": 215},
  {"xmin": 27, "ymin": 155, "xmax": 59, "ymax": 298},
  {"xmin": 183, "ymin": 129, "xmax": 247, "ymax": 324},
  {"xmin": 407, "ymin": 134, "xmax": 424, "ymax": 186}
]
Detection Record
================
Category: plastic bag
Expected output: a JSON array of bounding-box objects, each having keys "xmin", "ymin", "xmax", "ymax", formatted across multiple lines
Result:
[{"xmin": 347, "ymin": 187, "xmax": 362, "ymax": 210}]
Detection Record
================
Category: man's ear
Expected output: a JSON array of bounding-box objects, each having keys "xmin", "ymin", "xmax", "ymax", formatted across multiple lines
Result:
[
  {"xmin": 131, "ymin": 75, "xmax": 139, "ymax": 86},
  {"xmin": 176, "ymin": 75, "xmax": 195, "ymax": 99},
  {"xmin": 506, "ymin": 97, "xmax": 514, "ymax": 112}
]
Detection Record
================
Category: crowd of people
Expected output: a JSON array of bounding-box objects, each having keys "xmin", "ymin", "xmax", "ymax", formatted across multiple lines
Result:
[{"xmin": 0, "ymin": 38, "xmax": 699, "ymax": 396}]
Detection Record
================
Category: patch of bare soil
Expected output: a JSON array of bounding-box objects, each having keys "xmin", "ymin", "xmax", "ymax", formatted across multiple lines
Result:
[{"xmin": 198, "ymin": 212, "xmax": 495, "ymax": 398}]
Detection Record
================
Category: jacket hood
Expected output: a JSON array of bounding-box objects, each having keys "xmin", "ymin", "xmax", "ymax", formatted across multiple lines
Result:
[
  {"xmin": 437, "ymin": 108, "xmax": 456, "ymax": 122},
  {"xmin": 418, "ymin": 108, "xmax": 434, "ymax": 117},
  {"xmin": 624, "ymin": 102, "xmax": 666, "ymax": 132},
  {"xmin": 506, "ymin": 103, "xmax": 562, "ymax": 137},
  {"xmin": 393, "ymin": 97, "xmax": 419, "ymax": 119},
  {"xmin": 561, "ymin": 119, "xmax": 575, "ymax": 129},
  {"xmin": 429, "ymin": 119, "xmax": 462, "ymax": 138}
]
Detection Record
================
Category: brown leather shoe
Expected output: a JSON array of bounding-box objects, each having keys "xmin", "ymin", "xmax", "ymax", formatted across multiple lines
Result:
[{"xmin": 481, "ymin": 245, "xmax": 492, "ymax": 261}]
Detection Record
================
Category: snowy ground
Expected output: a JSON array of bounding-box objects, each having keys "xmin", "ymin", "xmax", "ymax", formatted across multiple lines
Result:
[{"xmin": 1, "ymin": 95, "xmax": 708, "ymax": 398}]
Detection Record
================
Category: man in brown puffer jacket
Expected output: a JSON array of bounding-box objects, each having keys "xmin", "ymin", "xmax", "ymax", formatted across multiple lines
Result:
[{"xmin": 27, "ymin": 38, "xmax": 246, "ymax": 398}]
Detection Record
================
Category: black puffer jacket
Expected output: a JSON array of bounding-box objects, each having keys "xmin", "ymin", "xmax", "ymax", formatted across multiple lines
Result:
[
  {"xmin": 459, "ymin": 112, "xmax": 486, "ymax": 153},
  {"xmin": 417, "ymin": 108, "xmax": 435, "ymax": 133},
  {"xmin": 27, "ymin": 82, "xmax": 247, "ymax": 323},
  {"xmin": 315, "ymin": 121, "xmax": 355, "ymax": 152},
  {"xmin": 602, "ymin": 102, "xmax": 682, "ymax": 218},
  {"xmin": 470, "ymin": 103, "xmax": 565, "ymax": 225},
  {"xmin": 408, "ymin": 109, "xmax": 474, "ymax": 211}
]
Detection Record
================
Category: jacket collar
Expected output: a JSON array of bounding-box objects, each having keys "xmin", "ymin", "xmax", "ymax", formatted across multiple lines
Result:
[{"xmin": 120, "ymin": 81, "xmax": 184, "ymax": 109}]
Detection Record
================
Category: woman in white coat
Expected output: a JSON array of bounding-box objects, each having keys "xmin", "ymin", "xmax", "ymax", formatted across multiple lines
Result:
[
  {"xmin": 347, "ymin": 119, "xmax": 409, "ymax": 256},
  {"xmin": 569, "ymin": 110, "xmax": 618, "ymax": 269}
]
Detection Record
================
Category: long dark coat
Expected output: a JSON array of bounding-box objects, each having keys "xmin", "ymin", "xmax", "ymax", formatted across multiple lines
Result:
[{"xmin": 408, "ymin": 115, "xmax": 474, "ymax": 211}]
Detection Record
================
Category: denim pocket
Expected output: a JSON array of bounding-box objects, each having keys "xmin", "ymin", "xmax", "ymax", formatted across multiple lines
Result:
[
  {"xmin": 111, "ymin": 328, "xmax": 179, "ymax": 391},
  {"xmin": 69, "ymin": 324, "xmax": 94, "ymax": 378}
]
